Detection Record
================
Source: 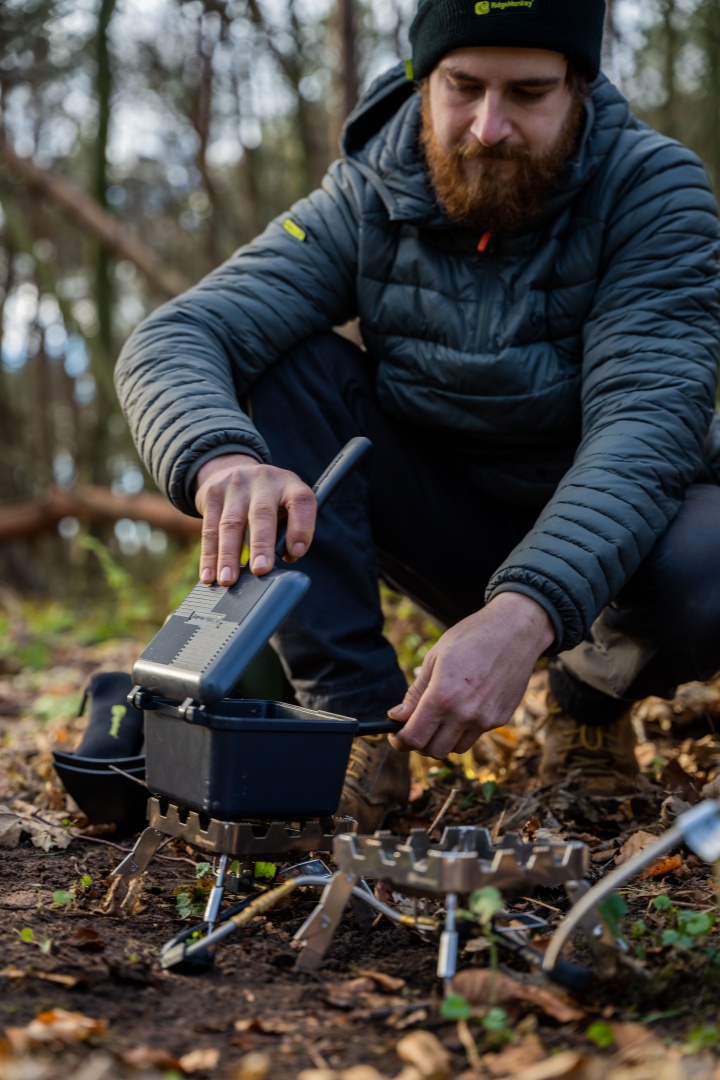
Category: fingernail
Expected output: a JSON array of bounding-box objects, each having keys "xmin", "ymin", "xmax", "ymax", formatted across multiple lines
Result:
[
  {"xmin": 388, "ymin": 705, "xmax": 406, "ymax": 719},
  {"xmin": 200, "ymin": 567, "xmax": 213, "ymax": 584},
  {"xmin": 252, "ymin": 555, "xmax": 268, "ymax": 572},
  {"xmin": 219, "ymin": 566, "xmax": 233, "ymax": 585},
  {"xmin": 291, "ymin": 542, "xmax": 306, "ymax": 558}
]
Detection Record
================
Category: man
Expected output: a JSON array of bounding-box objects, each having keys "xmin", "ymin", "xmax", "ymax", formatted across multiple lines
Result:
[{"xmin": 116, "ymin": 0, "xmax": 720, "ymax": 831}]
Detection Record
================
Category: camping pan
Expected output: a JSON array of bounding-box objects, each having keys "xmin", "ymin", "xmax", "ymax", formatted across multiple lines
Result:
[{"xmin": 132, "ymin": 438, "xmax": 405, "ymax": 820}]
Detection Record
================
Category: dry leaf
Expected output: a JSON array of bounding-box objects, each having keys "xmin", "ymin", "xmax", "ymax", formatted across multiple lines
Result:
[
  {"xmin": 451, "ymin": 970, "xmax": 585, "ymax": 1024},
  {"xmin": 635, "ymin": 741, "xmax": 658, "ymax": 769},
  {"xmin": 66, "ymin": 926, "xmax": 107, "ymax": 950},
  {"xmin": 231, "ymin": 1050, "xmax": 272, "ymax": 1080},
  {"xmin": 35, "ymin": 971, "xmax": 81, "ymax": 988},
  {"xmin": 609, "ymin": 1021, "xmax": 665, "ymax": 1060},
  {"xmin": 0, "ymin": 965, "xmax": 27, "ymax": 979},
  {"xmin": 180, "ymin": 1047, "xmax": 221, "ymax": 1072},
  {"xmin": 386, "ymin": 1008, "xmax": 428, "ymax": 1031},
  {"xmin": 6, "ymin": 1007, "xmax": 106, "ymax": 1051},
  {"xmin": 396, "ymin": 1030, "xmax": 451, "ymax": 1080},
  {"xmin": 482, "ymin": 1034, "xmax": 546, "ymax": 1077},
  {"xmin": 3, "ymin": 889, "xmax": 40, "ymax": 909},
  {"xmin": 356, "ymin": 969, "xmax": 406, "ymax": 993},
  {"xmin": 638, "ymin": 853, "xmax": 682, "ymax": 880},
  {"xmin": 0, "ymin": 807, "xmax": 23, "ymax": 848},
  {"xmin": 233, "ymin": 1016, "xmax": 297, "ymax": 1035},
  {"xmin": 495, "ymin": 1049, "xmax": 583, "ymax": 1080},
  {"xmin": 615, "ymin": 831, "xmax": 659, "ymax": 866},
  {"xmin": 326, "ymin": 977, "xmax": 377, "ymax": 996},
  {"xmin": 8, "ymin": 800, "xmax": 77, "ymax": 851},
  {"xmin": 120, "ymin": 1045, "xmax": 181, "ymax": 1070},
  {"xmin": 340, "ymin": 1069, "xmax": 386, "ymax": 1080}
]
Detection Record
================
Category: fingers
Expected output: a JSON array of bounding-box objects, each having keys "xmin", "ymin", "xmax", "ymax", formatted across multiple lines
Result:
[
  {"xmin": 194, "ymin": 455, "xmax": 316, "ymax": 586},
  {"xmin": 248, "ymin": 474, "xmax": 316, "ymax": 573}
]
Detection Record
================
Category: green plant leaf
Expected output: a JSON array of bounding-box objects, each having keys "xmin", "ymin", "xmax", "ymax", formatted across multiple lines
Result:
[
  {"xmin": 653, "ymin": 894, "xmax": 672, "ymax": 911},
  {"xmin": 481, "ymin": 780, "xmax": 499, "ymax": 803},
  {"xmin": 677, "ymin": 910, "xmax": 714, "ymax": 937},
  {"xmin": 440, "ymin": 993, "xmax": 472, "ymax": 1020},
  {"xmin": 195, "ymin": 862, "xmax": 212, "ymax": 880},
  {"xmin": 662, "ymin": 929, "xmax": 693, "ymax": 949},
  {"xmin": 52, "ymin": 890, "xmax": 74, "ymax": 908},
  {"xmin": 598, "ymin": 892, "xmax": 628, "ymax": 937},
  {"xmin": 482, "ymin": 1008, "xmax": 509, "ymax": 1032},
  {"xmin": 254, "ymin": 861, "xmax": 277, "ymax": 881},
  {"xmin": 468, "ymin": 886, "xmax": 504, "ymax": 926},
  {"xmin": 586, "ymin": 1021, "xmax": 614, "ymax": 1049},
  {"xmin": 19, "ymin": 927, "xmax": 35, "ymax": 943},
  {"xmin": 684, "ymin": 1025, "xmax": 720, "ymax": 1052},
  {"xmin": 428, "ymin": 766, "xmax": 451, "ymax": 780}
]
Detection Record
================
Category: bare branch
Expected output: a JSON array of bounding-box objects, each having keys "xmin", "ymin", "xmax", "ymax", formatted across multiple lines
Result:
[{"xmin": 0, "ymin": 138, "xmax": 192, "ymax": 298}]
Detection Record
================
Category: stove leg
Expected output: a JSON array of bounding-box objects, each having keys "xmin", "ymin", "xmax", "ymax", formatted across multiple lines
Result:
[
  {"xmin": 437, "ymin": 892, "xmax": 459, "ymax": 985},
  {"xmin": 293, "ymin": 870, "xmax": 358, "ymax": 971},
  {"xmin": 102, "ymin": 827, "xmax": 166, "ymax": 914},
  {"xmin": 204, "ymin": 853, "xmax": 230, "ymax": 932}
]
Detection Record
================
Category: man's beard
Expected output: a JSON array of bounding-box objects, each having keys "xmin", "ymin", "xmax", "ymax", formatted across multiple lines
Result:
[{"xmin": 420, "ymin": 86, "xmax": 585, "ymax": 234}]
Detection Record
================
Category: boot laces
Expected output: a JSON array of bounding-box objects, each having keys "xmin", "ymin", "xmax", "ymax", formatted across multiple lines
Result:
[
  {"xmin": 345, "ymin": 735, "xmax": 385, "ymax": 784},
  {"xmin": 559, "ymin": 723, "xmax": 619, "ymax": 776}
]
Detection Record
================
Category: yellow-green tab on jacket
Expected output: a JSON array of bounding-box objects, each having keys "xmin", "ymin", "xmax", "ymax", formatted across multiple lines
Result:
[{"xmin": 283, "ymin": 218, "xmax": 306, "ymax": 242}]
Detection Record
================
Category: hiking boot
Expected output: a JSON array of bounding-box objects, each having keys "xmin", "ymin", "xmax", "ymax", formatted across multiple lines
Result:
[
  {"xmin": 338, "ymin": 735, "xmax": 411, "ymax": 833},
  {"xmin": 538, "ymin": 695, "xmax": 640, "ymax": 795}
]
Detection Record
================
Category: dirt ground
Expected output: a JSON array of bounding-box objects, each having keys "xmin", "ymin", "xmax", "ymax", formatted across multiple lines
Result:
[{"xmin": 2, "ymin": 637, "xmax": 720, "ymax": 1080}]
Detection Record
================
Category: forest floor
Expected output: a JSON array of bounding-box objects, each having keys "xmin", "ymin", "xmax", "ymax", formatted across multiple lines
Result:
[{"xmin": 2, "ymin": 615, "xmax": 720, "ymax": 1080}]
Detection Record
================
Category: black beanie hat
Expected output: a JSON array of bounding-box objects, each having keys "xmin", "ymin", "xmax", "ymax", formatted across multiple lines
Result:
[{"xmin": 409, "ymin": 0, "xmax": 606, "ymax": 82}]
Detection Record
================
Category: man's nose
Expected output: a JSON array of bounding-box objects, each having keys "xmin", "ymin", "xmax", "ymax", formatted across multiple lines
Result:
[{"xmin": 469, "ymin": 94, "xmax": 512, "ymax": 146}]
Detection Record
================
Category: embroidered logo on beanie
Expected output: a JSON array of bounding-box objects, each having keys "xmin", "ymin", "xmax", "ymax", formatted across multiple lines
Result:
[{"xmin": 475, "ymin": 1, "xmax": 536, "ymax": 12}]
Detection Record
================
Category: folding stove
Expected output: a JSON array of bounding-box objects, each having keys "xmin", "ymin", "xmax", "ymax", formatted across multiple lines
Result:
[{"xmin": 107, "ymin": 437, "xmax": 720, "ymax": 987}]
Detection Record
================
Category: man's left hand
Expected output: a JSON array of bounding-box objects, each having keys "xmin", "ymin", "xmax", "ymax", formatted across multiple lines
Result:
[{"xmin": 386, "ymin": 592, "xmax": 555, "ymax": 759}]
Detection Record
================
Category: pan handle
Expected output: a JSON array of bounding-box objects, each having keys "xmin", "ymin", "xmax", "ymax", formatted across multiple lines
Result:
[
  {"xmin": 356, "ymin": 717, "xmax": 406, "ymax": 736},
  {"xmin": 275, "ymin": 437, "xmax": 372, "ymax": 558}
]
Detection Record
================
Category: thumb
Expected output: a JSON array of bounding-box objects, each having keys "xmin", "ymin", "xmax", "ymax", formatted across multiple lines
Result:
[{"xmin": 387, "ymin": 666, "xmax": 431, "ymax": 721}]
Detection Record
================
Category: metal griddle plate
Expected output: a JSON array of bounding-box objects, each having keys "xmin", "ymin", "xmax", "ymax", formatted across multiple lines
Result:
[
  {"xmin": 332, "ymin": 826, "xmax": 589, "ymax": 896},
  {"xmin": 147, "ymin": 797, "xmax": 356, "ymax": 857}
]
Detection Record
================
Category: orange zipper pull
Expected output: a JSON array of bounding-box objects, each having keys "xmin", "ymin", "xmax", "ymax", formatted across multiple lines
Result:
[{"xmin": 477, "ymin": 231, "xmax": 492, "ymax": 253}]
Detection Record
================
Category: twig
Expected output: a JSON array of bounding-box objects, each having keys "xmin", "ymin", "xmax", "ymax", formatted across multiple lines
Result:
[
  {"xmin": 428, "ymin": 787, "xmax": 458, "ymax": 835},
  {"xmin": 457, "ymin": 1018, "xmax": 484, "ymax": 1073},
  {"xmin": 73, "ymin": 832, "xmax": 195, "ymax": 865},
  {"xmin": 305, "ymin": 1042, "xmax": 329, "ymax": 1070},
  {"xmin": 73, "ymin": 834, "xmax": 134, "ymax": 853},
  {"xmin": 107, "ymin": 764, "xmax": 147, "ymax": 787}
]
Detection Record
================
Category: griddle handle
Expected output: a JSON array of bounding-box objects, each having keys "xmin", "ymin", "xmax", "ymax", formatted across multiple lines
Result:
[
  {"xmin": 356, "ymin": 717, "xmax": 406, "ymax": 736},
  {"xmin": 275, "ymin": 437, "xmax": 372, "ymax": 558}
]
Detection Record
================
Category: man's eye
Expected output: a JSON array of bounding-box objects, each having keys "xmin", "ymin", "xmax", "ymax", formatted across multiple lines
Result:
[
  {"xmin": 513, "ymin": 89, "xmax": 548, "ymax": 102},
  {"xmin": 448, "ymin": 79, "xmax": 481, "ymax": 95}
]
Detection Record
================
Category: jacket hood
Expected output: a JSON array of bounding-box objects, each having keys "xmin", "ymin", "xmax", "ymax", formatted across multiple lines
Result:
[{"xmin": 340, "ymin": 63, "xmax": 633, "ymax": 230}]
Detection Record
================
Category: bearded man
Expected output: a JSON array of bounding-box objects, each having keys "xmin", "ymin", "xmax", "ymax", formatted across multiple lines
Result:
[{"xmin": 116, "ymin": 0, "xmax": 720, "ymax": 830}]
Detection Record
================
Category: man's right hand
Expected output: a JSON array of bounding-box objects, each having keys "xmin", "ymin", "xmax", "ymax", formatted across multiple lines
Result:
[{"xmin": 193, "ymin": 454, "xmax": 317, "ymax": 586}]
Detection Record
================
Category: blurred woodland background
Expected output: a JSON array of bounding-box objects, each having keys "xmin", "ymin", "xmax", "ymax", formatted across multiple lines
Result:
[{"xmin": 1, "ymin": 0, "xmax": 719, "ymax": 645}]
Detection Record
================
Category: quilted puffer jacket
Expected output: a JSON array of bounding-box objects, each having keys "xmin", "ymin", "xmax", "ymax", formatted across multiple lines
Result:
[{"xmin": 115, "ymin": 65, "xmax": 720, "ymax": 653}]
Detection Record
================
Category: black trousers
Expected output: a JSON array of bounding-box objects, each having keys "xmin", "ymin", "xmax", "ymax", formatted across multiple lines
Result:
[{"xmin": 248, "ymin": 333, "xmax": 720, "ymax": 724}]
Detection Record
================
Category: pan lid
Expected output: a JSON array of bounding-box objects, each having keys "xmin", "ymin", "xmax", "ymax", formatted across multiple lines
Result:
[{"xmin": 132, "ymin": 563, "xmax": 309, "ymax": 706}]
